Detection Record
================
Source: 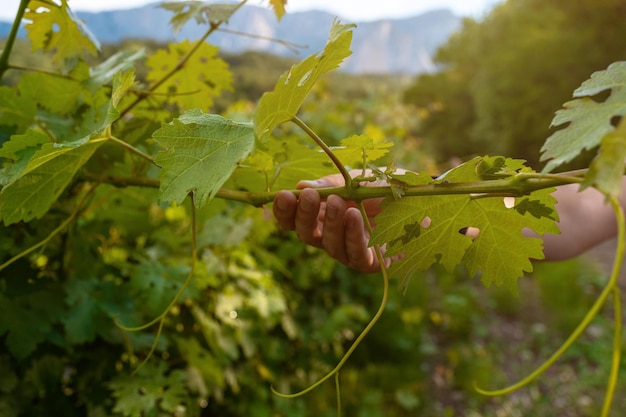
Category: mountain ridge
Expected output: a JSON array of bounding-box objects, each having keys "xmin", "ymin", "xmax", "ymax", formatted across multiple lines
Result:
[{"xmin": 0, "ymin": 3, "xmax": 461, "ymax": 74}]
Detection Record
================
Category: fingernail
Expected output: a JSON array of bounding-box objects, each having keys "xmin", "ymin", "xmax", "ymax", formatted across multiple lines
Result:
[
  {"xmin": 346, "ymin": 215, "xmax": 355, "ymax": 230},
  {"xmin": 326, "ymin": 203, "xmax": 338, "ymax": 220},
  {"xmin": 300, "ymin": 195, "xmax": 314, "ymax": 212},
  {"xmin": 275, "ymin": 197, "xmax": 288, "ymax": 211}
]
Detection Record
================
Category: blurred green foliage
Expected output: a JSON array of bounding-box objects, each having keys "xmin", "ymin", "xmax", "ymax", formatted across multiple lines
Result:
[
  {"xmin": 404, "ymin": 0, "xmax": 626, "ymax": 169},
  {"xmin": 1, "ymin": 1, "xmax": 624, "ymax": 416}
]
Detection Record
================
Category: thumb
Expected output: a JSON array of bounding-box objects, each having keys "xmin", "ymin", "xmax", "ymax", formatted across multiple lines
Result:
[{"xmin": 296, "ymin": 173, "xmax": 347, "ymax": 190}]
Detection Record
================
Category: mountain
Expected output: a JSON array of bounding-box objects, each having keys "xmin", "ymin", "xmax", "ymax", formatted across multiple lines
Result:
[{"xmin": 0, "ymin": 3, "xmax": 461, "ymax": 75}]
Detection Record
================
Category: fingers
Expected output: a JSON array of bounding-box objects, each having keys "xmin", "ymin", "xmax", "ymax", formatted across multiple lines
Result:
[
  {"xmin": 321, "ymin": 195, "xmax": 348, "ymax": 263},
  {"xmin": 274, "ymin": 189, "xmax": 325, "ymax": 248},
  {"xmin": 273, "ymin": 190, "xmax": 298, "ymax": 230},
  {"xmin": 343, "ymin": 208, "xmax": 380, "ymax": 273},
  {"xmin": 273, "ymin": 181, "xmax": 386, "ymax": 273},
  {"xmin": 294, "ymin": 188, "xmax": 324, "ymax": 247}
]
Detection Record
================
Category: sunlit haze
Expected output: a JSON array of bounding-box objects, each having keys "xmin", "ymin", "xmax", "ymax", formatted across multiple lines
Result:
[{"xmin": 2, "ymin": 0, "xmax": 500, "ymax": 22}]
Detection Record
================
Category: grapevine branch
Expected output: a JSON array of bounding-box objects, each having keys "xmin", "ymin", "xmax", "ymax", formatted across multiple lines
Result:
[{"xmin": 81, "ymin": 168, "xmax": 589, "ymax": 207}]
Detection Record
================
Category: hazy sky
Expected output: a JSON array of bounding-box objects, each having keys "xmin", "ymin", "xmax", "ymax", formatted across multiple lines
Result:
[{"xmin": 2, "ymin": 0, "xmax": 501, "ymax": 22}]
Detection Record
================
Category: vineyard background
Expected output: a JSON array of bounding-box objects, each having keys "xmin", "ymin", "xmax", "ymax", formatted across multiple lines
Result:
[{"xmin": 1, "ymin": 0, "xmax": 626, "ymax": 416}]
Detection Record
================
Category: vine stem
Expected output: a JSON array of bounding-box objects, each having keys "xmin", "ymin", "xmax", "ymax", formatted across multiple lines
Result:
[
  {"xmin": 600, "ymin": 197, "xmax": 624, "ymax": 417},
  {"xmin": 0, "ymin": 182, "xmax": 100, "ymax": 273},
  {"xmin": 0, "ymin": 0, "xmax": 29, "ymax": 79},
  {"xmin": 271, "ymin": 202, "xmax": 389, "ymax": 400},
  {"xmin": 82, "ymin": 168, "xmax": 589, "ymax": 207},
  {"xmin": 108, "ymin": 133, "xmax": 155, "ymax": 164},
  {"xmin": 116, "ymin": 0, "xmax": 248, "ymax": 120},
  {"xmin": 335, "ymin": 373, "xmax": 341, "ymax": 417},
  {"xmin": 475, "ymin": 195, "xmax": 625, "ymax": 404},
  {"xmin": 291, "ymin": 116, "xmax": 353, "ymax": 187}
]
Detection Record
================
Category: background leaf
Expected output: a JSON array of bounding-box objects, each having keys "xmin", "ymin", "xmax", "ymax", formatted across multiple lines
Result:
[
  {"xmin": 159, "ymin": 1, "xmax": 239, "ymax": 33},
  {"xmin": 24, "ymin": 0, "xmax": 100, "ymax": 62},
  {"xmin": 268, "ymin": 0, "xmax": 287, "ymax": 20},
  {"xmin": 146, "ymin": 40, "xmax": 232, "ymax": 111}
]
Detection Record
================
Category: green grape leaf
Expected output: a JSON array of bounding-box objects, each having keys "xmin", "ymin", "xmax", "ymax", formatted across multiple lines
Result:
[
  {"xmin": 153, "ymin": 110, "xmax": 255, "ymax": 207},
  {"xmin": 540, "ymin": 61, "xmax": 626, "ymax": 173},
  {"xmin": 85, "ymin": 49, "xmax": 145, "ymax": 93},
  {"xmin": 0, "ymin": 86, "xmax": 37, "ymax": 131},
  {"xmin": 0, "ymin": 128, "xmax": 49, "ymax": 187},
  {"xmin": 0, "ymin": 128, "xmax": 49, "ymax": 161},
  {"xmin": 159, "ymin": 1, "xmax": 239, "ymax": 33},
  {"xmin": 371, "ymin": 157, "xmax": 559, "ymax": 290},
  {"xmin": 268, "ymin": 0, "xmax": 287, "ymax": 20},
  {"xmin": 173, "ymin": 336, "xmax": 225, "ymax": 388},
  {"xmin": 62, "ymin": 276, "xmax": 133, "ymax": 344},
  {"xmin": 110, "ymin": 69, "xmax": 136, "ymax": 109},
  {"xmin": 20, "ymin": 73, "xmax": 83, "ymax": 115},
  {"xmin": 582, "ymin": 126, "xmax": 626, "ymax": 198},
  {"xmin": 109, "ymin": 361, "xmax": 190, "ymax": 417},
  {"xmin": 254, "ymin": 19, "xmax": 355, "ymax": 140},
  {"xmin": 0, "ymin": 281, "xmax": 65, "ymax": 359},
  {"xmin": 146, "ymin": 40, "xmax": 232, "ymax": 111},
  {"xmin": 24, "ymin": 0, "xmax": 99, "ymax": 62},
  {"xmin": 0, "ymin": 69, "xmax": 131, "ymax": 224},
  {"xmin": 331, "ymin": 134, "xmax": 393, "ymax": 167},
  {"xmin": 128, "ymin": 262, "xmax": 196, "ymax": 317},
  {"xmin": 232, "ymin": 137, "xmax": 336, "ymax": 191},
  {"xmin": 0, "ymin": 139, "xmax": 104, "ymax": 225}
]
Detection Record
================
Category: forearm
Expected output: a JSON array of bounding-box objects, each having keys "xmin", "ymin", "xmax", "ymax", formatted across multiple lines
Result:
[{"xmin": 541, "ymin": 181, "xmax": 626, "ymax": 261}]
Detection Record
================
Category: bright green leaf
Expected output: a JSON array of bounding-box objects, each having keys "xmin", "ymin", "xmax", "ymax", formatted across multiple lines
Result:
[
  {"xmin": 232, "ymin": 137, "xmax": 336, "ymax": 191},
  {"xmin": 254, "ymin": 19, "xmax": 355, "ymax": 140},
  {"xmin": 372, "ymin": 157, "xmax": 559, "ymax": 290},
  {"xmin": 153, "ymin": 110, "xmax": 255, "ymax": 207},
  {"xmin": 331, "ymin": 134, "xmax": 393, "ymax": 167},
  {"xmin": 582, "ymin": 127, "xmax": 626, "ymax": 198},
  {"xmin": 541, "ymin": 61, "xmax": 626, "ymax": 172}
]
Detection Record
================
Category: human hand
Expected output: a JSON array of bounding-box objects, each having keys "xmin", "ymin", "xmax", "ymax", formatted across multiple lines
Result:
[{"xmin": 273, "ymin": 173, "xmax": 389, "ymax": 273}]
